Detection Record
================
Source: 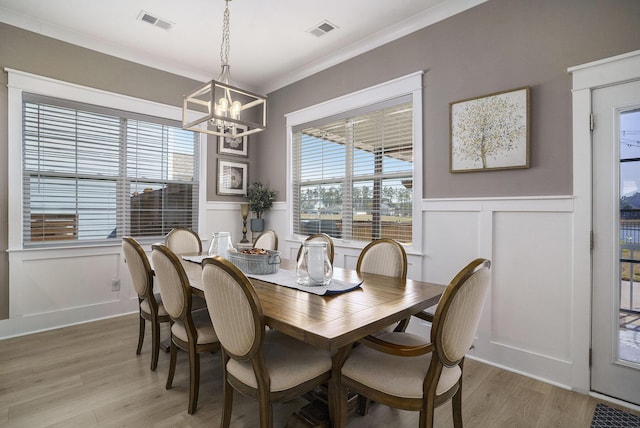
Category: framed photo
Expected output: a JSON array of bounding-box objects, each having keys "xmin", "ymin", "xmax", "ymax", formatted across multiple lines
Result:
[
  {"xmin": 218, "ymin": 125, "xmax": 248, "ymax": 157},
  {"xmin": 450, "ymin": 86, "xmax": 530, "ymax": 172},
  {"xmin": 217, "ymin": 159, "xmax": 248, "ymax": 195}
]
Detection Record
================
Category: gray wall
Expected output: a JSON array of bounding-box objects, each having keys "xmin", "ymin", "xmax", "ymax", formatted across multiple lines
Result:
[
  {"xmin": 0, "ymin": 23, "xmax": 214, "ymax": 319},
  {"xmin": 1, "ymin": 0, "xmax": 639, "ymax": 318},
  {"xmin": 255, "ymin": 0, "xmax": 640, "ymax": 199}
]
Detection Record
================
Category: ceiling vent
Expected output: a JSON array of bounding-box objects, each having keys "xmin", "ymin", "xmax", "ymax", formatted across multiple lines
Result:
[
  {"xmin": 137, "ymin": 10, "xmax": 172, "ymax": 31},
  {"xmin": 307, "ymin": 20, "xmax": 338, "ymax": 37}
]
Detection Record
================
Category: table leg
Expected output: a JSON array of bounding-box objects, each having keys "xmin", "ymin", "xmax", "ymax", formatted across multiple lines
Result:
[
  {"xmin": 285, "ymin": 344, "xmax": 355, "ymax": 428},
  {"xmin": 329, "ymin": 345, "xmax": 353, "ymax": 428}
]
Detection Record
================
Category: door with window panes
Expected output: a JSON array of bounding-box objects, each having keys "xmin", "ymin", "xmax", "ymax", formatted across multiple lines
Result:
[{"xmin": 592, "ymin": 79, "xmax": 640, "ymax": 405}]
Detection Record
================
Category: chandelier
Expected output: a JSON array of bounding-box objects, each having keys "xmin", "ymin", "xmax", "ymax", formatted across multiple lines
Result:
[{"xmin": 182, "ymin": 0, "xmax": 267, "ymax": 138}]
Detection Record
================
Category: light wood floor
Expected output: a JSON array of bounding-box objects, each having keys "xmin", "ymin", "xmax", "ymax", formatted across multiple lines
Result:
[{"xmin": 0, "ymin": 314, "xmax": 636, "ymax": 428}]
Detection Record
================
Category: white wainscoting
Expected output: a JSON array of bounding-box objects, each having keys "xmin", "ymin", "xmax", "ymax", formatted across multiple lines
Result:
[
  {"xmin": 1, "ymin": 196, "xmax": 588, "ymax": 393},
  {"xmin": 278, "ymin": 195, "xmax": 583, "ymax": 390},
  {"xmin": 3, "ymin": 244, "xmax": 138, "ymax": 339},
  {"xmin": 417, "ymin": 196, "xmax": 580, "ymax": 390}
]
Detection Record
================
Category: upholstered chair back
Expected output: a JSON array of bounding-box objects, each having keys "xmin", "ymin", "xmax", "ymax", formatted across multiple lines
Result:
[
  {"xmin": 165, "ymin": 227, "xmax": 202, "ymax": 254},
  {"xmin": 433, "ymin": 259, "xmax": 491, "ymax": 365},
  {"xmin": 151, "ymin": 244, "xmax": 189, "ymax": 320},
  {"xmin": 122, "ymin": 237, "xmax": 151, "ymax": 298},
  {"xmin": 201, "ymin": 257, "xmax": 262, "ymax": 360},
  {"xmin": 356, "ymin": 238, "xmax": 407, "ymax": 279},
  {"xmin": 253, "ymin": 230, "xmax": 278, "ymax": 251}
]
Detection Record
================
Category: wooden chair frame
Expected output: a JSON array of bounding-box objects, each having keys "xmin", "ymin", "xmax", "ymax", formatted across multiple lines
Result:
[
  {"xmin": 253, "ymin": 229, "xmax": 278, "ymax": 251},
  {"xmin": 151, "ymin": 244, "xmax": 220, "ymax": 414},
  {"xmin": 331, "ymin": 258, "xmax": 491, "ymax": 428},
  {"xmin": 122, "ymin": 236, "xmax": 171, "ymax": 371},
  {"xmin": 357, "ymin": 238, "xmax": 409, "ymax": 331},
  {"xmin": 202, "ymin": 257, "xmax": 332, "ymax": 428},
  {"xmin": 165, "ymin": 227, "xmax": 202, "ymax": 254},
  {"xmin": 356, "ymin": 238, "xmax": 408, "ymax": 279}
]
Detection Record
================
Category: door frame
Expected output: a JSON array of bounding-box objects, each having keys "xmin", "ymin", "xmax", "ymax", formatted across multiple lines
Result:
[{"xmin": 569, "ymin": 50, "xmax": 640, "ymax": 396}]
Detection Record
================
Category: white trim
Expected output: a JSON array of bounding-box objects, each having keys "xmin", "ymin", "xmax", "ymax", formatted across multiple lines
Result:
[
  {"xmin": 569, "ymin": 50, "xmax": 640, "ymax": 394},
  {"xmin": 263, "ymin": 0, "xmax": 486, "ymax": 93},
  {"xmin": 467, "ymin": 355, "xmax": 574, "ymax": 392},
  {"xmin": 285, "ymin": 71, "xmax": 424, "ymax": 126},
  {"xmin": 568, "ymin": 49, "xmax": 640, "ymax": 91},
  {"xmin": 285, "ymin": 72, "xmax": 424, "ymax": 253},
  {"xmin": 6, "ymin": 68, "xmax": 183, "ymax": 119},
  {"xmin": 423, "ymin": 195, "xmax": 574, "ymax": 212},
  {"xmin": 589, "ymin": 392, "xmax": 640, "ymax": 413},
  {"xmin": 0, "ymin": 1, "xmax": 486, "ymax": 94},
  {"xmin": 5, "ymin": 68, "xmax": 207, "ymax": 251}
]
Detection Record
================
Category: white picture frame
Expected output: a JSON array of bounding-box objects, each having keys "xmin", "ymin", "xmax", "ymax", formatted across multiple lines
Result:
[
  {"xmin": 217, "ymin": 159, "xmax": 248, "ymax": 195},
  {"xmin": 218, "ymin": 125, "xmax": 248, "ymax": 157}
]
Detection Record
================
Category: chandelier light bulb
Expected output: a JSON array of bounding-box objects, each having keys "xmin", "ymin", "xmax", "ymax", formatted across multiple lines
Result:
[
  {"xmin": 230, "ymin": 100, "xmax": 242, "ymax": 120},
  {"xmin": 218, "ymin": 97, "xmax": 229, "ymax": 114}
]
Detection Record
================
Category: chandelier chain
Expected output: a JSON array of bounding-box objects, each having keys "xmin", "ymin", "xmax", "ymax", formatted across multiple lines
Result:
[{"xmin": 220, "ymin": 0, "xmax": 231, "ymax": 66}]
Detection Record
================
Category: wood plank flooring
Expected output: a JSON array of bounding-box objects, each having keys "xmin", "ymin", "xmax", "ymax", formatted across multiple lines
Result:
[{"xmin": 0, "ymin": 314, "xmax": 636, "ymax": 427}]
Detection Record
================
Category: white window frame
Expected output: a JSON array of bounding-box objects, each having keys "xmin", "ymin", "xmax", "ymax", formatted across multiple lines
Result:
[
  {"xmin": 285, "ymin": 71, "xmax": 423, "ymax": 253},
  {"xmin": 6, "ymin": 68, "xmax": 207, "ymax": 250}
]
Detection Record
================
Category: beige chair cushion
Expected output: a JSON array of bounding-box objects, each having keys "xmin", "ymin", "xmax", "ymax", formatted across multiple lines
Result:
[
  {"xmin": 171, "ymin": 309, "xmax": 218, "ymax": 344},
  {"xmin": 140, "ymin": 293, "xmax": 168, "ymax": 317},
  {"xmin": 342, "ymin": 332, "xmax": 461, "ymax": 398},
  {"xmin": 226, "ymin": 330, "xmax": 332, "ymax": 392}
]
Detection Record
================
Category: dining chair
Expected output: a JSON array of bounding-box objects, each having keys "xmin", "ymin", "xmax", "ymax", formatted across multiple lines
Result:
[
  {"xmin": 296, "ymin": 233, "xmax": 335, "ymax": 264},
  {"xmin": 253, "ymin": 229, "xmax": 278, "ymax": 251},
  {"xmin": 201, "ymin": 256, "xmax": 333, "ymax": 428},
  {"xmin": 354, "ymin": 238, "xmax": 410, "ymax": 414},
  {"xmin": 331, "ymin": 258, "xmax": 492, "ymax": 428},
  {"xmin": 357, "ymin": 238, "xmax": 409, "ymax": 332},
  {"xmin": 151, "ymin": 243, "xmax": 220, "ymax": 414},
  {"xmin": 165, "ymin": 227, "xmax": 202, "ymax": 254},
  {"xmin": 356, "ymin": 238, "xmax": 407, "ymax": 279},
  {"xmin": 122, "ymin": 237, "xmax": 171, "ymax": 371}
]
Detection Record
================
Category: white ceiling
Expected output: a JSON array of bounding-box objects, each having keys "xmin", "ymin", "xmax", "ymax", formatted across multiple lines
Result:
[{"xmin": 0, "ymin": 0, "xmax": 485, "ymax": 94}]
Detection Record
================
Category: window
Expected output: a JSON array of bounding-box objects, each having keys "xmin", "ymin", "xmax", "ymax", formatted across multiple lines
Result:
[
  {"xmin": 287, "ymin": 72, "xmax": 422, "ymax": 248},
  {"xmin": 292, "ymin": 100, "xmax": 413, "ymax": 243},
  {"xmin": 22, "ymin": 94, "xmax": 199, "ymax": 246}
]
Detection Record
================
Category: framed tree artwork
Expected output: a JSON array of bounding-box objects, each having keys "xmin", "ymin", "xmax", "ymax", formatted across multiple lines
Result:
[
  {"xmin": 450, "ymin": 86, "xmax": 530, "ymax": 172},
  {"xmin": 217, "ymin": 159, "xmax": 248, "ymax": 195}
]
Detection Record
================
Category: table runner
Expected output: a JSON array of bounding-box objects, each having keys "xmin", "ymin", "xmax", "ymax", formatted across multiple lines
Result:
[
  {"xmin": 247, "ymin": 269, "xmax": 362, "ymax": 296},
  {"xmin": 181, "ymin": 255, "xmax": 362, "ymax": 295}
]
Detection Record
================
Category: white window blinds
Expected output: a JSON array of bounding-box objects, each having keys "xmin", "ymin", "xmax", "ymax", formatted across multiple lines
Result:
[
  {"xmin": 292, "ymin": 98, "xmax": 413, "ymax": 243},
  {"xmin": 23, "ymin": 94, "xmax": 199, "ymax": 245}
]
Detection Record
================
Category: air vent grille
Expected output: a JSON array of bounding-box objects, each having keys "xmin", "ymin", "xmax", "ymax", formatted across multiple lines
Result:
[
  {"xmin": 137, "ymin": 10, "xmax": 172, "ymax": 31},
  {"xmin": 307, "ymin": 20, "xmax": 338, "ymax": 37}
]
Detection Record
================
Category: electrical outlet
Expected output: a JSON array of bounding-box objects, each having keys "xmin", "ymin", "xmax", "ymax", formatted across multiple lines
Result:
[{"xmin": 111, "ymin": 278, "xmax": 120, "ymax": 291}]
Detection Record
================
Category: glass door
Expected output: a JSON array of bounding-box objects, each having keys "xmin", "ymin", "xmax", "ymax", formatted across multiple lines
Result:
[{"xmin": 592, "ymin": 80, "xmax": 640, "ymax": 405}]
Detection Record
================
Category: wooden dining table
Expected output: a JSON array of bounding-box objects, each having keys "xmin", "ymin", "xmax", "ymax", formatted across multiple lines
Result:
[{"xmin": 180, "ymin": 255, "xmax": 445, "ymax": 426}]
